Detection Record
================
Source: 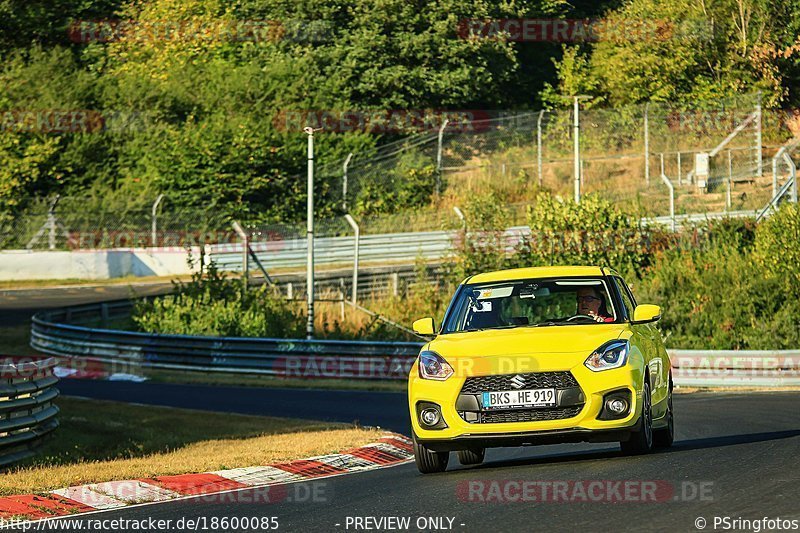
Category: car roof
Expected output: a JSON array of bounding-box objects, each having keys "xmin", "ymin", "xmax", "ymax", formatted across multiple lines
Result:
[{"xmin": 464, "ymin": 266, "xmax": 619, "ymax": 284}]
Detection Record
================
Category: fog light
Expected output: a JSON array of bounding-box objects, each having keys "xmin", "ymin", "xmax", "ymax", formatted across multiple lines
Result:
[
  {"xmin": 420, "ymin": 408, "xmax": 441, "ymax": 427},
  {"xmin": 607, "ymin": 398, "xmax": 628, "ymax": 414}
]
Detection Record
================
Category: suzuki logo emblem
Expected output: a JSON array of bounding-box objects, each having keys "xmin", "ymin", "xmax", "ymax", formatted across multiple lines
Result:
[{"xmin": 510, "ymin": 375, "xmax": 526, "ymax": 389}]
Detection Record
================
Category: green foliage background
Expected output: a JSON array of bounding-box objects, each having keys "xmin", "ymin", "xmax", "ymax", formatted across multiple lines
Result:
[{"xmin": 2, "ymin": 0, "xmax": 798, "ymax": 227}]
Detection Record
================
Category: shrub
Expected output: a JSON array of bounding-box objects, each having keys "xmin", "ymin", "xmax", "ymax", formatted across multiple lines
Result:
[
  {"xmin": 133, "ymin": 259, "xmax": 303, "ymax": 338},
  {"xmin": 754, "ymin": 203, "xmax": 800, "ymax": 299}
]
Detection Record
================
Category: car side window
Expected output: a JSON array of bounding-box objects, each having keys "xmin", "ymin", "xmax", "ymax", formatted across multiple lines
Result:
[{"xmin": 614, "ymin": 277, "xmax": 635, "ymax": 319}]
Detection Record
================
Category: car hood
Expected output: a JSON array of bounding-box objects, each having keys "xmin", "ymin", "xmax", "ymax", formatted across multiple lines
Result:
[
  {"xmin": 426, "ymin": 324, "xmax": 629, "ymax": 375},
  {"xmin": 430, "ymin": 323, "xmax": 625, "ymax": 357}
]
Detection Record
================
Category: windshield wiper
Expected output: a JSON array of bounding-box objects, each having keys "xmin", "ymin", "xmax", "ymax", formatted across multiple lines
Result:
[
  {"xmin": 462, "ymin": 324, "xmax": 518, "ymax": 332},
  {"xmin": 528, "ymin": 321, "xmax": 568, "ymax": 327}
]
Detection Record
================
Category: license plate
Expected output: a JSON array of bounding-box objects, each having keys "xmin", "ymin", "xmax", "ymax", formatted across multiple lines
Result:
[{"xmin": 482, "ymin": 388, "xmax": 556, "ymax": 409}]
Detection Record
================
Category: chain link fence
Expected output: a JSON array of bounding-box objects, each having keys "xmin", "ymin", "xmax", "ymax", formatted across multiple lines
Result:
[{"xmin": 2, "ymin": 94, "xmax": 796, "ymax": 251}]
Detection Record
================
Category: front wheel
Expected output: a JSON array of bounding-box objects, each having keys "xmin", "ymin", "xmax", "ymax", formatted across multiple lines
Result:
[
  {"xmin": 620, "ymin": 380, "xmax": 654, "ymax": 455},
  {"xmin": 457, "ymin": 448, "xmax": 485, "ymax": 466},
  {"xmin": 654, "ymin": 382, "xmax": 674, "ymax": 448},
  {"xmin": 413, "ymin": 433, "xmax": 449, "ymax": 474}
]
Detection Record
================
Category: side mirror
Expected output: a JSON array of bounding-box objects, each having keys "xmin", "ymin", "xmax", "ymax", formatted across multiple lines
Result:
[
  {"xmin": 412, "ymin": 317, "xmax": 436, "ymax": 336},
  {"xmin": 632, "ymin": 304, "xmax": 661, "ymax": 324}
]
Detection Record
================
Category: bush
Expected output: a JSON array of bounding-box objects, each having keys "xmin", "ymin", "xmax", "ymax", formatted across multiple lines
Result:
[
  {"xmin": 754, "ymin": 203, "xmax": 800, "ymax": 299},
  {"xmin": 133, "ymin": 259, "xmax": 303, "ymax": 338}
]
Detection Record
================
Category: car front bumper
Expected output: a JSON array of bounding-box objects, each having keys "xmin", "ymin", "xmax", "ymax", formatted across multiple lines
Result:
[{"xmin": 409, "ymin": 359, "xmax": 645, "ymax": 448}]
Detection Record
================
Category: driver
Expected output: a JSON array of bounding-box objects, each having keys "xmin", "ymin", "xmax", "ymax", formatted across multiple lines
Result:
[{"xmin": 576, "ymin": 287, "xmax": 614, "ymax": 323}]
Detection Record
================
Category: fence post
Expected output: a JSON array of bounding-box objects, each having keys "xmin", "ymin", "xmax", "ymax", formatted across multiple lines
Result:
[
  {"xmin": 573, "ymin": 97, "xmax": 581, "ymax": 203},
  {"xmin": 392, "ymin": 272, "xmax": 399, "ymax": 297},
  {"xmin": 436, "ymin": 119, "xmax": 449, "ymax": 195},
  {"xmin": 659, "ymin": 153, "xmax": 676, "ymax": 232},
  {"xmin": 232, "ymin": 221, "xmax": 249, "ymax": 289},
  {"xmin": 677, "ymin": 152, "xmax": 682, "ymax": 186},
  {"xmin": 287, "ymin": 282, "xmax": 293, "ymax": 300},
  {"xmin": 304, "ymin": 127, "xmax": 316, "ymax": 339},
  {"xmin": 772, "ymin": 151, "xmax": 780, "ymax": 197},
  {"xmin": 644, "ymin": 102, "xmax": 650, "ymax": 186},
  {"xmin": 344, "ymin": 214, "xmax": 360, "ymax": 305},
  {"xmin": 785, "ymin": 151, "xmax": 798, "ymax": 203},
  {"xmin": 537, "ymin": 110, "xmax": 544, "ymax": 186},
  {"xmin": 342, "ymin": 152, "xmax": 353, "ymax": 211},
  {"xmin": 453, "ymin": 206, "xmax": 466, "ymax": 249},
  {"xmin": 727, "ymin": 149, "xmax": 732, "ymax": 210},
  {"xmin": 755, "ymin": 93, "xmax": 763, "ymax": 178},
  {"xmin": 151, "ymin": 194, "xmax": 164, "ymax": 248},
  {"xmin": 339, "ymin": 278, "xmax": 346, "ymax": 321}
]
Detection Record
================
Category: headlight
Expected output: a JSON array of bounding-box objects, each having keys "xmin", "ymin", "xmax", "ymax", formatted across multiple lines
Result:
[
  {"xmin": 418, "ymin": 351, "xmax": 454, "ymax": 381},
  {"xmin": 584, "ymin": 340, "xmax": 630, "ymax": 372}
]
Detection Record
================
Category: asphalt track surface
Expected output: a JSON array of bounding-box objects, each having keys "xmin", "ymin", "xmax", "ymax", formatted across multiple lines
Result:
[
  {"xmin": 4, "ymin": 286, "xmax": 800, "ymax": 532},
  {"xmin": 52, "ymin": 382, "xmax": 800, "ymax": 533}
]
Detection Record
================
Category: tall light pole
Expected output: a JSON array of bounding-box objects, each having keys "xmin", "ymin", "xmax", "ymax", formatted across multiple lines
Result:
[
  {"xmin": 573, "ymin": 95, "xmax": 592, "ymax": 204},
  {"xmin": 304, "ymin": 127, "xmax": 316, "ymax": 339}
]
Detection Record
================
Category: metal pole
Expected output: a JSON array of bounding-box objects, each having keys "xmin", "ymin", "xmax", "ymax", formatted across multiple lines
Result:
[
  {"xmin": 436, "ymin": 119, "xmax": 449, "ymax": 195},
  {"xmin": 726, "ymin": 149, "xmax": 732, "ymax": 210},
  {"xmin": 304, "ymin": 127, "xmax": 316, "ymax": 339},
  {"xmin": 453, "ymin": 206, "xmax": 467, "ymax": 248},
  {"xmin": 659, "ymin": 153, "xmax": 675, "ymax": 232},
  {"xmin": 232, "ymin": 221, "xmax": 249, "ymax": 289},
  {"xmin": 339, "ymin": 278, "xmax": 346, "ymax": 321},
  {"xmin": 772, "ymin": 152, "xmax": 779, "ymax": 197},
  {"xmin": 677, "ymin": 152, "xmax": 682, "ymax": 186},
  {"xmin": 342, "ymin": 152, "xmax": 353, "ymax": 211},
  {"xmin": 48, "ymin": 210, "xmax": 56, "ymax": 250},
  {"xmin": 644, "ymin": 102, "xmax": 650, "ymax": 186},
  {"xmin": 537, "ymin": 110, "xmax": 544, "ymax": 186},
  {"xmin": 344, "ymin": 214, "xmax": 359, "ymax": 305},
  {"xmin": 151, "ymin": 194, "xmax": 164, "ymax": 247},
  {"xmin": 48, "ymin": 195, "xmax": 61, "ymax": 250},
  {"xmin": 785, "ymin": 151, "xmax": 798, "ymax": 203},
  {"xmin": 573, "ymin": 97, "xmax": 581, "ymax": 203},
  {"xmin": 755, "ymin": 93, "xmax": 763, "ymax": 177}
]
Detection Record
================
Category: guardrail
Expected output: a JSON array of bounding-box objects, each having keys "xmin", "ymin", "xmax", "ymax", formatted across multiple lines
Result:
[
  {"xmin": 210, "ymin": 230, "xmax": 456, "ymax": 272},
  {"xmin": 670, "ymin": 349, "xmax": 800, "ymax": 387},
  {"xmin": 0, "ymin": 357, "xmax": 60, "ymax": 467},
  {"xmin": 31, "ymin": 303, "xmax": 421, "ymax": 380},
  {"xmin": 31, "ymin": 302, "xmax": 799, "ymax": 387},
  {"xmin": 210, "ymin": 211, "xmax": 771, "ymax": 274}
]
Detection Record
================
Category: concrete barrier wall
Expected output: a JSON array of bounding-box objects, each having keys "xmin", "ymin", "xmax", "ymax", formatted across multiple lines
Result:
[{"xmin": 0, "ymin": 248, "xmax": 201, "ymax": 280}]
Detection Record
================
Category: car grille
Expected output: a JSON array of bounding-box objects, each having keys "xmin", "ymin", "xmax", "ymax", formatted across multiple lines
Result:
[
  {"xmin": 477, "ymin": 406, "xmax": 583, "ymax": 424},
  {"xmin": 460, "ymin": 371, "xmax": 578, "ymax": 394}
]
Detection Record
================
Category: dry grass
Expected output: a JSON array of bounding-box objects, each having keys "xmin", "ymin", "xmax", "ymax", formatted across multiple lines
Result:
[{"xmin": 1, "ymin": 398, "xmax": 380, "ymax": 496}]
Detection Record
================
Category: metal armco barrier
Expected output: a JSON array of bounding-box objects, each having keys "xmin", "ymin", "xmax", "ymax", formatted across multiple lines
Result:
[
  {"xmin": 210, "ymin": 230, "xmax": 457, "ymax": 271},
  {"xmin": 0, "ymin": 357, "xmax": 60, "ymax": 467},
  {"xmin": 31, "ymin": 303, "xmax": 422, "ymax": 380},
  {"xmin": 670, "ymin": 349, "xmax": 800, "ymax": 387},
  {"xmin": 209, "ymin": 211, "xmax": 768, "ymax": 274},
  {"xmin": 30, "ymin": 302, "xmax": 799, "ymax": 386}
]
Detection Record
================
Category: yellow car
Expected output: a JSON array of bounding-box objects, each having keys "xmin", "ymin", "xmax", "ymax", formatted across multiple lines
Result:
[{"xmin": 408, "ymin": 266, "xmax": 673, "ymax": 473}]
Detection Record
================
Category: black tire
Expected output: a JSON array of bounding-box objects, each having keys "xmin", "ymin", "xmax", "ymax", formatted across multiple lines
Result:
[
  {"xmin": 413, "ymin": 433, "xmax": 449, "ymax": 474},
  {"xmin": 620, "ymin": 380, "xmax": 654, "ymax": 455},
  {"xmin": 457, "ymin": 448, "xmax": 485, "ymax": 466},
  {"xmin": 654, "ymin": 380, "xmax": 674, "ymax": 448}
]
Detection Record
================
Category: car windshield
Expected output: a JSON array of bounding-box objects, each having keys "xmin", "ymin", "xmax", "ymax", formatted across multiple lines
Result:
[{"xmin": 441, "ymin": 277, "xmax": 618, "ymax": 333}]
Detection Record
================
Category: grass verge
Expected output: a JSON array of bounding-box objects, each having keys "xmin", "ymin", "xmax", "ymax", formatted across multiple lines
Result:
[{"xmin": 1, "ymin": 397, "xmax": 381, "ymax": 496}]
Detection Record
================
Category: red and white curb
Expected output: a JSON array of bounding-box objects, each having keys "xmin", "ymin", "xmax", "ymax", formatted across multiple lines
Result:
[{"xmin": 0, "ymin": 433, "xmax": 412, "ymax": 522}]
